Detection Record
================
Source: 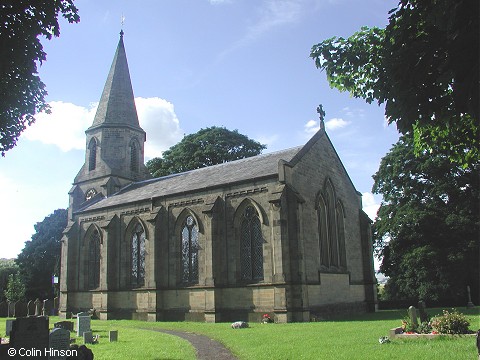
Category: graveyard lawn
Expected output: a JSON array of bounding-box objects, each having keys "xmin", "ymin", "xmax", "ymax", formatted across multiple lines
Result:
[{"xmin": 0, "ymin": 308, "xmax": 478, "ymax": 360}]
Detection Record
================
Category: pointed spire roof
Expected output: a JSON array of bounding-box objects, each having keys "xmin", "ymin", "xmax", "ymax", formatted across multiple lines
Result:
[{"xmin": 89, "ymin": 31, "xmax": 142, "ymax": 130}]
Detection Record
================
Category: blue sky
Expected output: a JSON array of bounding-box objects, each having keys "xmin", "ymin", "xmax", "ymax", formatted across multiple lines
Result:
[{"xmin": 1, "ymin": 0, "xmax": 399, "ymax": 260}]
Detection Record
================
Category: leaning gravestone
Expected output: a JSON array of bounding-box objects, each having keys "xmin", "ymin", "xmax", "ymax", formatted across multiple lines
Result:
[
  {"xmin": 14, "ymin": 300, "xmax": 27, "ymax": 317},
  {"xmin": 49, "ymin": 327, "xmax": 70, "ymax": 360},
  {"xmin": 10, "ymin": 316, "xmax": 49, "ymax": 360},
  {"xmin": 43, "ymin": 299, "xmax": 53, "ymax": 316},
  {"xmin": 76, "ymin": 312, "xmax": 91, "ymax": 337},
  {"xmin": 408, "ymin": 306, "xmax": 418, "ymax": 329}
]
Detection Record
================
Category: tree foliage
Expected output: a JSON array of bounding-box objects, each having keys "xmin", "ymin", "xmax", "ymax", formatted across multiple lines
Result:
[
  {"xmin": 16, "ymin": 209, "xmax": 67, "ymax": 300},
  {"xmin": 372, "ymin": 135, "xmax": 479, "ymax": 303},
  {"xmin": 0, "ymin": 259, "xmax": 18, "ymax": 302},
  {"xmin": 310, "ymin": 0, "xmax": 479, "ymax": 167},
  {"xmin": 4, "ymin": 273, "xmax": 26, "ymax": 303},
  {"xmin": 147, "ymin": 126, "xmax": 266, "ymax": 177},
  {"xmin": 0, "ymin": 1, "xmax": 79, "ymax": 156}
]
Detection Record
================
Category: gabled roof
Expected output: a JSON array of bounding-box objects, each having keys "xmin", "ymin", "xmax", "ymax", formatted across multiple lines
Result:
[
  {"xmin": 88, "ymin": 31, "xmax": 142, "ymax": 132},
  {"xmin": 80, "ymin": 146, "xmax": 302, "ymax": 213}
]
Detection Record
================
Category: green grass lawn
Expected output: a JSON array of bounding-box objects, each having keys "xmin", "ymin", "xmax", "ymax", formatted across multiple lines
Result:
[{"xmin": 1, "ymin": 307, "xmax": 478, "ymax": 359}]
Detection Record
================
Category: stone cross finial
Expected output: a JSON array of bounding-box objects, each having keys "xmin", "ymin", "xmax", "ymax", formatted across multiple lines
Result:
[{"xmin": 317, "ymin": 104, "xmax": 326, "ymax": 130}]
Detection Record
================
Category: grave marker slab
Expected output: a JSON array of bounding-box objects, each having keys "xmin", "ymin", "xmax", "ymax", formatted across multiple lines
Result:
[
  {"xmin": 49, "ymin": 327, "xmax": 70, "ymax": 360},
  {"xmin": 5, "ymin": 319, "xmax": 14, "ymax": 336},
  {"xmin": 35, "ymin": 298, "xmax": 42, "ymax": 316},
  {"xmin": 417, "ymin": 301, "xmax": 428, "ymax": 323},
  {"xmin": 408, "ymin": 306, "xmax": 418, "ymax": 329},
  {"xmin": 83, "ymin": 331, "xmax": 93, "ymax": 344},
  {"xmin": 76, "ymin": 312, "xmax": 91, "ymax": 337},
  {"xmin": 27, "ymin": 300, "xmax": 35, "ymax": 316},
  {"xmin": 109, "ymin": 330, "xmax": 118, "ymax": 342},
  {"xmin": 10, "ymin": 316, "xmax": 49, "ymax": 360},
  {"xmin": 54, "ymin": 321, "xmax": 74, "ymax": 332}
]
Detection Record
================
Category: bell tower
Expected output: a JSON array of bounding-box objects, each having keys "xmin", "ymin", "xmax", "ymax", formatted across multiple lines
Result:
[{"xmin": 69, "ymin": 31, "xmax": 151, "ymax": 216}]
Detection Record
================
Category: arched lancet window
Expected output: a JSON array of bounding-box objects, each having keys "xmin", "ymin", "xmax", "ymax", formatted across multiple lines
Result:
[
  {"xmin": 131, "ymin": 223, "xmax": 145, "ymax": 287},
  {"xmin": 240, "ymin": 205, "xmax": 264, "ymax": 281},
  {"xmin": 325, "ymin": 182, "xmax": 339, "ymax": 267},
  {"xmin": 88, "ymin": 138, "xmax": 97, "ymax": 171},
  {"xmin": 88, "ymin": 229, "xmax": 100, "ymax": 289},
  {"xmin": 336, "ymin": 201, "xmax": 347, "ymax": 268},
  {"xmin": 317, "ymin": 195, "xmax": 329, "ymax": 267},
  {"xmin": 181, "ymin": 215, "xmax": 199, "ymax": 284},
  {"xmin": 130, "ymin": 141, "xmax": 139, "ymax": 173}
]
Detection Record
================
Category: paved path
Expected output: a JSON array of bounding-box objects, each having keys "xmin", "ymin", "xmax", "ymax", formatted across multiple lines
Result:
[{"xmin": 142, "ymin": 328, "xmax": 238, "ymax": 360}]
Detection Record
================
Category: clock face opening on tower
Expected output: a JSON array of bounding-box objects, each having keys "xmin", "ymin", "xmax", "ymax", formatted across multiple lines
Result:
[{"xmin": 85, "ymin": 188, "xmax": 97, "ymax": 201}]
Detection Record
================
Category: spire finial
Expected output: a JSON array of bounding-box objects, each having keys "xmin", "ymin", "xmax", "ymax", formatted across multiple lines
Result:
[
  {"xmin": 317, "ymin": 104, "xmax": 326, "ymax": 130},
  {"xmin": 120, "ymin": 14, "xmax": 125, "ymax": 37}
]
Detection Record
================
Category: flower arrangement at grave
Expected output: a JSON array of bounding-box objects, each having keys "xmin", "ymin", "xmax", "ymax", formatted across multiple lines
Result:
[
  {"xmin": 400, "ymin": 308, "xmax": 472, "ymax": 335},
  {"xmin": 261, "ymin": 313, "xmax": 274, "ymax": 324}
]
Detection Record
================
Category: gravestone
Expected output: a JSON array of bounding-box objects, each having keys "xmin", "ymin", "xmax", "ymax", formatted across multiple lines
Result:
[
  {"xmin": 408, "ymin": 306, "xmax": 418, "ymax": 329},
  {"xmin": 109, "ymin": 330, "xmax": 118, "ymax": 342},
  {"xmin": 417, "ymin": 301, "xmax": 428, "ymax": 323},
  {"xmin": 53, "ymin": 297, "xmax": 59, "ymax": 315},
  {"xmin": 7, "ymin": 302, "xmax": 14, "ymax": 317},
  {"xmin": 76, "ymin": 312, "xmax": 91, "ymax": 337},
  {"xmin": 43, "ymin": 299, "xmax": 53, "ymax": 316},
  {"xmin": 467, "ymin": 286, "xmax": 475, "ymax": 308},
  {"xmin": 54, "ymin": 321, "xmax": 74, "ymax": 332},
  {"xmin": 9, "ymin": 316, "xmax": 49, "ymax": 360},
  {"xmin": 35, "ymin": 298, "xmax": 42, "ymax": 316},
  {"xmin": 27, "ymin": 300, "xmax": 35, "ymax": 316},
  {"xmin": 48, "ymin": 327, "xmax": 70, "ymax": 360},
  {"xmin": 0, "ymin": 301, "xmax": 7, "ymax": 317},
  {"xmin": 14, "ymin": 300, "xmax": 27, "ymax": 317},
  {"xmin": 5, "ymin": 319, "xmax": 14, "ymax": 336},
  {"xmin": 83, "ymin": 331, "xmax": 93, "ymax": 344}
]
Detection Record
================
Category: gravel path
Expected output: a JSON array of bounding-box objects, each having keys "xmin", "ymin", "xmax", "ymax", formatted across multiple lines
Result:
[{"xmin": 142, "ymin": 328, "xmax": 238, "ymax": 360}]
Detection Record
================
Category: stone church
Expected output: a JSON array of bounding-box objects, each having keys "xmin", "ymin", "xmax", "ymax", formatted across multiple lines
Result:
[{"xmin": 59, "ymin": 32, "xmax": 377, "ymax": 322}]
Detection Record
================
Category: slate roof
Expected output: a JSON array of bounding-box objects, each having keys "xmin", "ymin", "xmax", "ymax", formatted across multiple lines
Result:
[{"xmin": 81, "ymin": 146, "xmax": 302, "ymax": 212}]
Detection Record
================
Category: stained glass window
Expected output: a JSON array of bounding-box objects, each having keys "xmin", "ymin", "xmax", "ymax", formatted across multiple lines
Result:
[
  {"xmin": 88, "ymin": 230, "xmax": 100, "ymax": 289},
  {"xmin": 181, "ymin": 215, "xmax": 199, "ymax": 284},
  {"xmin": 240, "ymin": 205, "xmax": 264, "ymax": 281},
  {"xmin": 131, "ymin": 223, "xmax": 145, "ymax": 287}
]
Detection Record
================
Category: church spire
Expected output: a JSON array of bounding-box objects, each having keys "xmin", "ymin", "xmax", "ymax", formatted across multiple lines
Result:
[{"xmin": 89, "ymin": 30, "xmax": 141, "ymax": 131}]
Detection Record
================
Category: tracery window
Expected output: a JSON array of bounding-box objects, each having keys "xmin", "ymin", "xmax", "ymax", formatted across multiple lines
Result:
[
  {"xmin": 240, "ymin": 205, "xmax": 264, "ymax": 281},
  {"xmin": 181, "ymin": 215, "xmax": 199, "ymax": 284},
  {"xmin": 88, "ymin": 230, "xmax": 100, "ymax": 289},
  {"xmin": 130, "ymin": 141, "xmax": 139, "ymax": 173},
  {"xmin": 317, "ymin": 181, "xmax": 347, "ymax": 270},
  {"xmin": 131, "ymin": 223, "xmax": 145, "ymax": 287},
  {"xmin": 88, "ymin": 138, "xmax": 97, "ymax": 171}
]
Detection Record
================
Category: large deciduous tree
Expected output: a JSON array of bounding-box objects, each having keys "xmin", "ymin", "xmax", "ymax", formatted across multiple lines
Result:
[
  {"xmin": 16, "ymin": 209, "xmax": 67, "ymax": 300},
  {"xmin": 310, "ymin": 0, "xmax": 479, "ymax": 167},
  {"xmin": 373, "ymin": 135, "xmax": 479, "ymax": 303},
  {"xmin": 147, "ymin": 126, "xmax": 266, "ymax": 177},
  {"xmin": 0, "ymin": 1, "xmax": 79, "ymax": 156}
]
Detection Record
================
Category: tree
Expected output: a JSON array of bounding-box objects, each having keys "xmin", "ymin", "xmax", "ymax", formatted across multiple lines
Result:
[
  {"xmin": 310, "ymin": 0, "xmax": 479, "ymax": 167},
  {"xmin": 0, "ymin": 259, "xmax": 18, "ymax": 302},
  {"xmin": 372, "ymin": 135, "xmax": 479, "ymax": 303},
  {"xmin": 16, "ymin": 209, "xmax": 67, "ymax": 299},
  {"xmin": 4, "ymin": 273, "xmax": 26, "ymax": 303},
  {"xmin": 147, "ymin": 126, "xmax": 266, "ymax": 177},
  {"xmin": 0, "ymin": 1, "xmax": 80, "ymax": 156}
]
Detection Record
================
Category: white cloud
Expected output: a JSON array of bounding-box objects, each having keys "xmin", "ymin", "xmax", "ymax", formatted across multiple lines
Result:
[
  {"xmin": 304, "ymin": 119, "xmax": 320, "ymax": 136},
  {"xmin": 23, "ymin": 101, "xmax": 96, "ymax": 151},
  {"xmin": 362, "ymin": 192, "xmax": 380, "ymax": 221},
  {"xmin": 22, "ymin": 98, "xmax": 183, "ymax": 159},
  {"xmin": 208, "ymin": 0, "xmax": 232, "ymax": 4},
  {"xmin": 134, "ymin": 97, "xmax": 183, "ymax": 159},
  {"xmin": 325, "ymin": 117, "xmax": 350, "ymax": 131}
]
